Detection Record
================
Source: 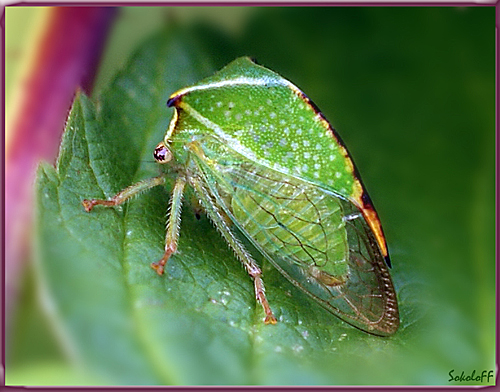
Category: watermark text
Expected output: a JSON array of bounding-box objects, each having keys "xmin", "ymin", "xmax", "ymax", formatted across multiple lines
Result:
[{"xmin": 448, "ymin": 369, "xmax": 494, "ymax": 383}]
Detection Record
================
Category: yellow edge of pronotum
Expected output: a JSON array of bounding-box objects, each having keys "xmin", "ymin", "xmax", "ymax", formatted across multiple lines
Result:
[
  {"xmin": 351, "ymin": 180, "xmax": 389, "ymax": 259},
  {"xmin": 164, "ymin": 106, "xmax": 179, "ymax": 141}
]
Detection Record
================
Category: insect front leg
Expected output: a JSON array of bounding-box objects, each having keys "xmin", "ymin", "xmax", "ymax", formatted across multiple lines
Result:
[
  {"xmin": 151, "ymin": 176, "xmax": 186, "ymax": 275},
  {"xmin": 82, "ymin": 175, "xmax": 166, "ymax": 211},
  {"xmin": 191, "ymin": 177, "xmax": 277, "ymax": 325}
]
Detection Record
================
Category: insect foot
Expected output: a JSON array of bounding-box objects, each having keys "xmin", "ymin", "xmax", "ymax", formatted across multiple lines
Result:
[
  {"xmin": 151, "ymin": 244, "xmax": 177, "ymax": 275},
  {"xmin": 82, "ymin": 198, "xmax": 114, "ymax": 212}
]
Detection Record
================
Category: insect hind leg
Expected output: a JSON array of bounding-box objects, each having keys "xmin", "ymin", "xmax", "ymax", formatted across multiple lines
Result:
[{"xmin": 191, "ymin": 176, "xmax": 277, "ymax": 324}]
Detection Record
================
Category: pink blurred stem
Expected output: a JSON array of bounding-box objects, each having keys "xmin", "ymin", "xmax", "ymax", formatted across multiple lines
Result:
[{"xmin": 5, "ymin": 7, "xmax": 116, "ymax": 324}]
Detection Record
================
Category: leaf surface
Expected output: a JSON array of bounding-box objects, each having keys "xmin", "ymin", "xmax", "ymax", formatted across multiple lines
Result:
[{"xmin": 31, "ymin": 9, "xmax": 495, "ymax": 386}]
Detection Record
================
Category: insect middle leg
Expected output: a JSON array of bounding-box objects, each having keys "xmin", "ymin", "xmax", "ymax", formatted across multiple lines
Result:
[
  {"xmin": 191, "ymin": 176, "xmax": 277, "ymax": 324},
  {"xmin": 151, "ymin": 176, "xmax": 186, "ymax": 275}
]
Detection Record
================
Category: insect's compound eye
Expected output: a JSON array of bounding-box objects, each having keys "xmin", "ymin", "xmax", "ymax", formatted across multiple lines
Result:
[{"xmin": 153, "ymin": 142, "xmax": 172, "ymax": 163}]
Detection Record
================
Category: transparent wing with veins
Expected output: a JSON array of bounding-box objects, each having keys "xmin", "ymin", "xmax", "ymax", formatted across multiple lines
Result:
[{"xmin": 189, "ymin": 140, "xmax": 399, "ymax": 336}]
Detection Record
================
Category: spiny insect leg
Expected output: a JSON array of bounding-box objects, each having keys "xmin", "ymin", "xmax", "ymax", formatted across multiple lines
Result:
[
  {"xmin": 191, "ymin": 177, "xmax": 277, "ymax": 324},
  {"xmin": 151, "ymin": 176, "xmax": 186, "ymax": 275},
  {"xmin": 82, "ymin": 175, "xmax": 166, "ymax": 212}
]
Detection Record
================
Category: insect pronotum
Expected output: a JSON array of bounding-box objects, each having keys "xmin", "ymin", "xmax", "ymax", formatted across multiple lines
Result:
[{"xmin": 83, "ymin": 57, "xmax": 399, "ymax": 336}]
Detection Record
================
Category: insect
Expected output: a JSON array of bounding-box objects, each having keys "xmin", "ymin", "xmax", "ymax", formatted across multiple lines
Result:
[{"xmin": 83, "ymin": 57, "xmax": 399, "ymax": 336}]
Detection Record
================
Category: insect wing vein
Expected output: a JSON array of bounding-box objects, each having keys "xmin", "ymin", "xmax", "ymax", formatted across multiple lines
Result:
[{"xmin": 187, "ymin": 139, "xmax": 399, "ymax": 335}]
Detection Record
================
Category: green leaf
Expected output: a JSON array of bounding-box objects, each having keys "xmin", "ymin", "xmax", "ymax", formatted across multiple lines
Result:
[
  {"xmin": 29, "ymin": 9, "xmax": 495, "ymax": 386},
  {"xmin": 34, "ymin": 26, "xmax": 405, "ymax": 386}
]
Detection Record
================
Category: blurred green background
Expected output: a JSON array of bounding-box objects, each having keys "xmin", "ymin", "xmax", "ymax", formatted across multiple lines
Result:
[{"xmin": 6, "ymin": 6, "xmax": 495, "ymax": 386}]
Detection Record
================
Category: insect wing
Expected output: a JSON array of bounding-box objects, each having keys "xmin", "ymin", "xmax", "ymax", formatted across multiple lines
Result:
[{"xmin": 190, "ymin": 141, "xmax": 399, "ymax": 336}]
